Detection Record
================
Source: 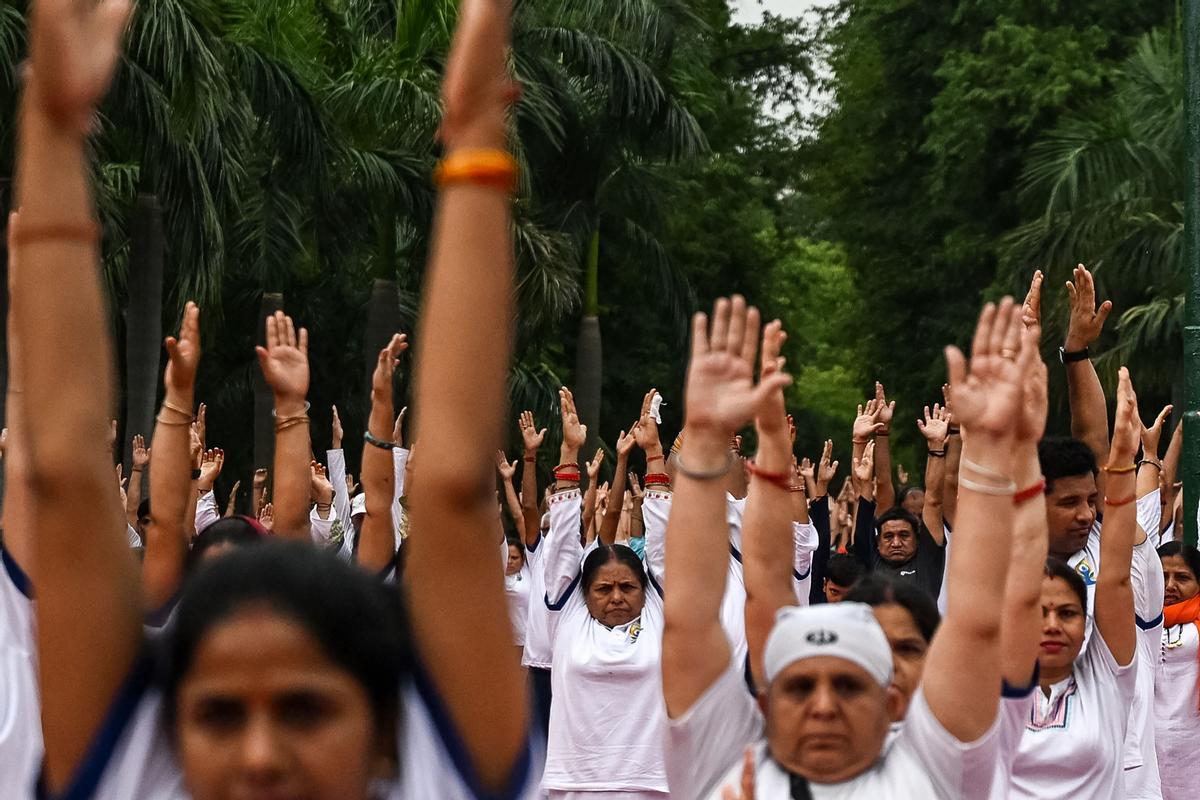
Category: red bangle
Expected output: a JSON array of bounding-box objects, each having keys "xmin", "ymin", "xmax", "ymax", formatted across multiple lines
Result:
[
  {"xmin": 1013, "ymin": 478, "xmax": 1046, "ymax": 505},
  {"xmin": 1105, "ymin": 494, "xmax": 1137, "ymax": 508},
  {"xmin": 556, "ymin": 462, "xmax": 579, "ymax": 470},
  {"xmin": 745, "ymin": 461, "xmax": 792, "ymax": 492},
  {"xmin": 644, "ymin": 473, "xmax": 670, "ymax": 486}
]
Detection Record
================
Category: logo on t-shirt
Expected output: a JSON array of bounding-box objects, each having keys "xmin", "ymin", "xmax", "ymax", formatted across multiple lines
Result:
[
  {"xmin": 627, "ymin": 621, "xmax": 643, "ymax": 643},
  {"xmin": 1074, "ymin": 559, "xmax": 1097, "ymax": 586},
  {"xmin": 806, "ymin": 630, "xmax": 838, "ymax": 645}
]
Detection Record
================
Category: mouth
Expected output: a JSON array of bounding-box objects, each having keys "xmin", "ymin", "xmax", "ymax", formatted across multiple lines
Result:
[
  {"xmin": 1039, "ymin": 641, "xmax": 1066, "ymax": 655},
  {"xmin": 1165, "ymin": 591, "xmax": 1180, "ymax": 605},
  {"xmin": 802, "ymin": 733, "xmax": 848, "ymax": 750}
]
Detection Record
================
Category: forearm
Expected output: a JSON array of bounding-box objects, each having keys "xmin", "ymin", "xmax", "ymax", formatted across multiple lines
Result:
[
  {"xmin": 125, "ymin": 466, "xmax": 144, "ymax": 526},
  {"xmin": 943, "ymin": 431, "xmax": 962, "ymax": 526},
  {"xmin": 661, "ymin": 427, "xmax": 734, "ymax": 717},
  {"xmin": 1001, "ymin": 443, "xmax": 1048, "ymax": 685},
  {"xmin": 872, "ymin": 435, "xmax": 895, "ymax": 511},
  {"xmin": 519, "ymin": 451, "xmax": 540, "ymax": 547},
  {"xmin": 501, "ymin": 476, "xmax": 523, "ymax": 529},
  {"xmin": 598, "ymin": 454, "xmax": 629, "ymax": 545},
  {"xmin": 327, "ymin": 449, "xmax": 353, "ymax": 530},
  {"xmin": 923, "ymin": 449, "xmax": 946, "ymax": 543},
  {"xmin": 1095, "ymin": 468, "xmax": 1137, "ymax": 664},
  {"xmin": 270, "ymin": 398, "xmax": 312, "ymax": 540},
  {"xmin": 360, "ymin": 400, "xmax": 397, "ymax": 571},
  {"xmin": 1066, "ymin": 360, "xmax": 1110, "ymax": 464}
]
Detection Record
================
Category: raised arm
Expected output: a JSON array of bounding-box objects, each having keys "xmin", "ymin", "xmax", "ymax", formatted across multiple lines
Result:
[
  {"xmin": 1161, "ymin": 418, "xmax": 1182, "ymax": 533},
  {"xmin": 661, "ymin": 297, "xmax": 790, "ymax": 717},
  {"xmin": 1093, "ymin": 368, "xmax": 1140, "ymax": 667},
  {"xmin": 327, "ymin": 405, "xmax": 354, "ymax": 530},
  {"xmin": 581, "ymin": 448, "xmax": 603, "ymax": 544},
  {"xmin": 16, "ymin": 1, "xmax": 141, "ymax": 787},
  {"xmin": 403, "ymin": 0, "xmax": 527, "ymax": 786},
  {"xmin": 518, "ymin": 410, "xmax": 545, "ymax": 548},
  {"xmin": 255, "ymin": 311, "xmax": 312, "ymax": 540},
  {"xmin": 141, "ymin": 309, "xmax": 202, "ymax": 612},
  {"xmin": 598, "ymin": 427, "xmax": 636, "ymax": 545},
  {"xmin": 999, "ymin": 326, "xmax": 1050, "ymax": 687},
  {"xmin": 871, "ymin": 382, "xmax": 897, "ymax": 512},
  {"xmin": 740, "ymin": 319, "xmax": 800, "ymax": 689},
  {"xmin": 942, "ymin": 383, "xmax": 962, "ymax": 528},
  {"xmin": 917, "ymin": 404, "xmax": 950, "ymax": 544},
  {"xmin": 1064, "ymin": 265, "xmax": 1113, "ymax": 495},
  {"xmin": 1, "ymin": 239, "xmax": 33, "ymax": 577},
  {"xmin": 359, "ymin": 336, "xmax": 406, "ymax": 572},
  {"xmin": 921, "ymin": 298, "xmax": 1025, "ymax": 742},
  {"xmin": 1138, "ymin": 403, "xmax": 1172, "ymax": 502},
  {"xmin": 125, "ymin": 434, "xmax": 149, "ymax": 528},
  {"xmin": 497, "ymin": 451, "xmax": 524, "ymax": 530}
]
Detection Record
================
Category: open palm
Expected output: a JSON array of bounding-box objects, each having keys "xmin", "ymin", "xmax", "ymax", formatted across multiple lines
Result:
[
  {"xmin": 256, "ymin": 312, "xmax": 309, "ymax": 400},
  {"xmin": 945, "ymin": 299, "xmax": 1026, "ymax": 438}
]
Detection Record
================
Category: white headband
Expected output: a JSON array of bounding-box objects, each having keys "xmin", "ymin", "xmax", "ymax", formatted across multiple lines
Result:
[{"xmin": 764, "ymin": 602, "xmax": 893, "ymax": 688}]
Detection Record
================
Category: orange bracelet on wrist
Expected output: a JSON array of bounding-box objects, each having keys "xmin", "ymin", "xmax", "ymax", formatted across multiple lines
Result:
[
  {"xmin": 1104, "ymin": 494, "xmax": 1137, "ymax": 507},
  {"xmin": 12, "ymin": 220, "xmax": 100, "ymax": 247},
  {"xmin": 433, "ymin": 148, "xmax": 518, "ymax": 193}
]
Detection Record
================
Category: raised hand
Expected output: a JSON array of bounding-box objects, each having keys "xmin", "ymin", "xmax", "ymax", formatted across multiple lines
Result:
[
  {"xmin": 944, "ymin": 298, "xmax": 1028, "ymax": 439},
  {"xmin": 1065, "ymin": 264, "xmax": 1112, "ymax": 351},
  {"xmin": 853, "ymin": 398, "xmax": 885, "ymax": 442},
  {"xmin": 310, "ymin": 461, "xmax": 334, "ymax": 505},
  {"xmin": 164, "ymin": 303, "xmax": 201, "ymax": 395},
  {"xmin": 115, "ymin": 464, "xmax": 127, "ymax": 509},
  {"xmin": 27, "ymin": 0, "xmax": 133, "ymax": 134},
  {"xmin": 917, "ymin": 404, "xmax": 951, "ymax": 448},
  {"xmin": 896, "ymin": 464, "xmax": 910, "ymax": 486},
  {"xmin": 131, "ymin": 434, "xmax": 150, "ymax": 469},
  {"xmin": 495, "ymin": 451, "xmax": 517, "ymax": 481},
  {"xmin": 634, "ymin": 389, "xmax": 663, "ymax": 455},
  {"xmin": 439, "ymin": 0, "xmax": 514, "ymax": 150},
  {"xmin": 253, "ymin": 468, "xmax": 269, "ymax": 489},
  {"xmin": 1110, "ymin": 368, "xmax": 1141, "ymax": 466},
  {"xmin": 874, "ymin": 382, "xmax": 896, "ymax": 433},
  {"xmin": 258, "ymin": 502, "xmax": 274, "ymax": 532},
  {"xmin": 628, "ymin": 472, "xmax": 644, "ymax": 500},
  {"xmin": 197, "ymin": 448, "xmax": 224, "ymax": 492},
  {"xmin": 1021, "ymin": 270, "xmax": 1044, "ymax": 340},
  {"xmin": 816, "ymin": 439, "xmax": 839, "ymax": 496},
  {"xmin": 683, "ymin": 296, "xmax": 791, "ymax": 436},
  {"xmin": 1140, "ymin": 403, "xmax": 1174, "ymax": 460},
  {"xmin": 754, "ymin": 319, "xmax": 790, "ymax": 436},
  {"xmin": 586, "ymin": 448, "xmax": 605, "ymax": 481},
  {"xmin": 393, "ymin": 406, "xmax": 408, "ymax": 448},
  {"xmin": 852, "ymin": 440, "xmax": 876, "ymax": 488},
  {"xmin": 559, "ymin": 388, "xmax": 588, "ymax": 452},
  {"xmin": 798, "ymin": 457, "xmax": 818, "ymax": 497},
  {"xmin": 223, "ymin": 480, "xmax": 241, "ymax": 518},
  {"xmin": 519, "ymin": 410, "xmax": 546, "ymax": 453},
  {"xmin": 193, "ymin": 403, "xmax": 207, "ymax": 451},
  {"xmin": 331, "ymin": 405, "xmax": 344, "ymax": 450},
  {"xmin": 616, "ymin": 427, "xmax": 638, "ymax": 458},
  {"xmin": 594, "ymin": 481, "xmax": 610, "ymax": 513},
  {"xmin": 255, "ymin": 311, "xmax": 310, "ymax": 408},
  {"xmin": 721, "ymin": 747, "xmax": 757, "ymax": 800},
  {"xmin": 371, "ymin": 335, "xmax": 408, "ymax": 404}
]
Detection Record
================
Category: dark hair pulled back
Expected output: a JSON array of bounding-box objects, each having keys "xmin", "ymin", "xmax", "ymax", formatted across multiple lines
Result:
[
  {"xmin": 581, "ymin": 544, "xmax": 647, "ymax": 592},
  {"xmin": 843, "ymin": 573, "xmax": 941, "ymax": 643}
]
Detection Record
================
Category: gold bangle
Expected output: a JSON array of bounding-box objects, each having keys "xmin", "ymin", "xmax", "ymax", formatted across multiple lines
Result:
[
  {"xmin": 1103, "ymin": 463, "xmax": 1137, "ymax": 474},
  {"xmin": 433, "ymin": 148, "xmax": 518, "ymax": 193},
  {"xmin": 275, "ymin": 416, "xmax": 310, "ymax": 432},
  {"xmin": 155, "ymin": 414, "xmax": 192, "ymax": 427},
  {"xmin": 160, "ymin": 399, "xmax": 193, "ymax": 419}
]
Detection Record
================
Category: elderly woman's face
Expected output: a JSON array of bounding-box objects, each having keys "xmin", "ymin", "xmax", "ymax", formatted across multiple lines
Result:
[{"xmin": 585, "ymin": 561, "xmax": 645, "ymax": 627}]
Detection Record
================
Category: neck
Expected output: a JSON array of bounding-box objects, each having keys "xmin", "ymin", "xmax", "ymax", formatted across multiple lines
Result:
[{"xmin": 1038, "ymin": 664, "xmax": 1073, "ymax": 694}]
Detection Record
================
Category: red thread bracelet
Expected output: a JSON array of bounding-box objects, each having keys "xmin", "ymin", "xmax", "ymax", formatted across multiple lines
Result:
[
  {"xmin": 555, "ymin": 462, "xmax": 579, "ymax": 470},
  {"xmin": 745, "ymin": 461, "xmax": 792, "ymax": 492},
  {"xmin": 1013, "ymin": 479, "xmax": 1046, "ymax": 505},
  {"xmin": 1104, "ymin": 494, "xmax": 1136, "ymax": 508},
  {"xmin": 647, "ymin": 455, "xmax": 664, "ymax": 463}
]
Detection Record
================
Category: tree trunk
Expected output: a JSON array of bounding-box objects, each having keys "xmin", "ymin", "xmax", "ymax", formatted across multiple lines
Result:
[
  {"xmin": 363, "ymin": 279, "xmax": 403, "ymax": 420},
  {"xmin": 123, "ymin": 196, "xmax": 164, "ymax": 491},
  {"xmin": 575, "ymin": 229, "xmax": 603, "ymax": 486},
  {"xmin": 254, "ymin": 293, "xmax": 285, "ymax": 471}
]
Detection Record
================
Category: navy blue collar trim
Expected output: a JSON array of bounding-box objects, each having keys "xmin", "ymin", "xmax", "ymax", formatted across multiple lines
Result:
[
  {"xmin": 410, "ymin": 658, "xmax": 535, "ymax": 800},
  {"xmin": 544, "ymin": 573, "xmax": 581, "ymax": 611},
  {"xmin": 38, "ymin": 653, "xmax": 154, "ymax": 800},
  {"xmin": 1, "ymin": 544, "xmax": 33, "ymax": 599}
]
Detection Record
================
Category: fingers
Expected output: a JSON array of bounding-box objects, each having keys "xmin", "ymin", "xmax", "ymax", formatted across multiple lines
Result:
[
  {"xmin": 970, "ymin": 302, "xmax": 996, "ymax": 359},
  {"xmin": 944, "ymin": 345, "xmax": 967, "ymax": 393},
  {"xmin": 709, "ymin": 297, "xmax": 731, "ymax": 354},
  {"xmin": 1096, "ymin": 299, "xmax": 1113, "ymax": 328},
  {"xmin": 690, "ymin": 312, "xmax": 710, "ymax": 359},
  {"xmin": 989, "ymin": 297, "xmax": 1017, "ymax": 357},
  {"xmin": 726, "ymin": 296, "xmax": 747, "ymax": 358}
]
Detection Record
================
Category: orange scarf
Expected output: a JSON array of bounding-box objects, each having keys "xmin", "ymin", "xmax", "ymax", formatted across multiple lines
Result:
[{"xmin": 1163, "ymin": 594, "xmax": 1200, "ymax": 711}]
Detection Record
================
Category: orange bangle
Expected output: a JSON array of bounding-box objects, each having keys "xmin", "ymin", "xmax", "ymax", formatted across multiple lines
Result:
[
  {"xmin": 1103, "ymin": 463, "xmax": 1137, "ymax": 474},
  {"xmin": 12, "ymin": 221, "xmax": 100, "ymax": 247},
  {"xmin": 1104, "ymin": 494, "xmax": 1137, "ymax": 507},
  {"xmin": 433, "ymin": 149, "xmax": 518, "ymax": 193}
]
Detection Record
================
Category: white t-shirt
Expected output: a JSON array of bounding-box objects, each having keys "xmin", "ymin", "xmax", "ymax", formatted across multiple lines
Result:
[
  {"xmin": 991, "ymin": 627, "xmax": 1138, "ymax": 799},
  {"xmin": 1155, "ymin": 622, "xmax": 1200, "ymax": 800},
  {"xmin": 521, "ymin": 535, "xmax": 552, "ymax": 668},
  {"xmin": 541, "ymin": 489, "xmax": 668, "ymax": 796},
  {"xmin": 506, "ymin": 560, "xmax": 531, "ymax": 648},
  {"xmin": 0, "ymin": 547, "xmax": 40, "ymax": 800},
  {"xmin": 675, "ymin": 656, "xmax": 1015, "ymax": 799},
  {"xmin": 46, "ymin": 659, "xmax": 542, "ymax": 800}
]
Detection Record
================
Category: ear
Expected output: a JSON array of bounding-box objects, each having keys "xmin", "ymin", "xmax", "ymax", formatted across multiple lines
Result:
[{"xmin": 884, "ymin": 684, "xmax": 905, "ymax": 722}]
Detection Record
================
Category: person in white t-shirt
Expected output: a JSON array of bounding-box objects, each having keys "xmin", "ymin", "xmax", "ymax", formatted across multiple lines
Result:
[
  {"xmin": 538, "ymin": 386, "xmax": 669, "ymax": 798},
  {"xmin": 1154, "ymin": 541, "xmax": 1200, "ymax": 800},
  {"xmin": 989, "ymin": 367, "xmax": 1146, "ymax": 800},
  {"xmin": 19, "ymin": 5, "xmax": 537, "ymax": 798},
  {"xmin": 665, "ymin": 296, "xmax": 1035, "ymax": 799}
]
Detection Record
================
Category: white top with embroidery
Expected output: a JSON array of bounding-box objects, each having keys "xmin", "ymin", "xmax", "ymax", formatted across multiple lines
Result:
[
  {"xmin": 1155, "ymin": 621, "xmax": 1200, "ymax": 800},
  {"xmin": 0, "ymin": 548, "xmax": 40, "ymax": 800}
]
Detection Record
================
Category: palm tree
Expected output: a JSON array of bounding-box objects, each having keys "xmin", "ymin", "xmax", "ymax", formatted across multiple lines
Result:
[{"xmin": 1006, "ymin": 28, "xmax": 1183, "ymax": 393}]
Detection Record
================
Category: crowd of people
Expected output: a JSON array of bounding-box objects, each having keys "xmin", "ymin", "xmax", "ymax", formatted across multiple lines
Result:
[{"xmin": 0, "ymin": 1, "xmax": 1197, "ymax": 799}]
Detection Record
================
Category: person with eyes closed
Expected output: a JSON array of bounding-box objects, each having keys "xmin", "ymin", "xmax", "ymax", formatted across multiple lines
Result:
[
  {"xmin": 540, "ymin": 385, "xmax": 669, "ymax": 799},
  {"xmin": 18, "ymin": 2, "xmax": 538, "ymax": 799},
  {"xmin": 1154, "ymin": 541, "xmax": 1200, "ymax": 800}
]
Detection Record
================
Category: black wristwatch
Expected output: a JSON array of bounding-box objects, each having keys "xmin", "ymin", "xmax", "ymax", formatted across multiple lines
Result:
[{"xmin": 1058, "ymin": 346, "xmax": 1090, "ymax": 364}]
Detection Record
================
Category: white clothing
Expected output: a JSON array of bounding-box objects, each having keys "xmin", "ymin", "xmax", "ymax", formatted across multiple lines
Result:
[
  {"xmin": 0, "ymin": 547, "xmax": 40, "ymax": 800},
  {"xmin": 392, "ymin": 447, "xmax": 409, "ymax": 549},
  {"xmin": 542, "ymin": 489, "xmax": 668, "ymax": 796},
  {"xmin": 1155, "ymin": 622, "xmax": 1200, "ymax": 800},
  {"xmin": 522, "ymin": 536, "xmax": 553, "ymax": 668},
  {"xmin": 308, "ymin": 502, "xmax": 339, "ymax": 546},
  {"xmin": 125, "ymin": 524, "xmax": 142, "ymax": 548},
  {"xmin": 992, "ymin": 626, "xmax": 1138, "ymax": 799},
  {"xmin": 506, "ymin": 559, "xmax": 531, "ymax": 648},
  {"xmin": 194, "ymin": 490, "xmax": 219, "ymax": 534},
  {"xmin": 52, "ymin": 661, "xmax": 541, "ymax": 800},
  {"xmin": 686, "ymin": 661, "xmax": 1015, "ymax": 799},
  {"xmin": 936, "ymin": 524, "xmax": 952, "ymax": 615},
  {"xmin": 326, "ymin": 447, "xmax": 354, "ymax": 560}
]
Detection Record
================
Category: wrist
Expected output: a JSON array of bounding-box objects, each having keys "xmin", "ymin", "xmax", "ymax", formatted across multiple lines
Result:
[
  {"xmin": 1063, "ymin": 336, "xmax": 1090, "ymax": 354},
  {"xmin": 275, "ymin": 396, "xmax": 309, "ymax": 417}
]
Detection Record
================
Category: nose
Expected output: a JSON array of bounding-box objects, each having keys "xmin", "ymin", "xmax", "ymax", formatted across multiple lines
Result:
[
  {"xmin": 808, "ymin": 683, "xmax": 840, "ymax": 720},
  {"xmin": 1042, "ymin": 613, "xmax": 1062, "ymax": 635},
  {"xmin": 239, "ymin": 714, "xmax": 287, "ymax": 783}
]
